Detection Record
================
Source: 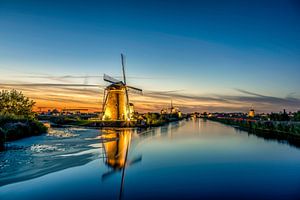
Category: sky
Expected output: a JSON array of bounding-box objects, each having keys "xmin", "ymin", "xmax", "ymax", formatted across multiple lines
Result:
[{"xmin": 0, "ymin": 0, "xmax": 299, "ymax": 113}]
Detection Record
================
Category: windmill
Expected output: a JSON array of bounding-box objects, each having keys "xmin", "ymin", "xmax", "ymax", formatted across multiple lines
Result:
[{"xmin": 102, "ymin": 54, "xmax": 142, "ymax": 121}]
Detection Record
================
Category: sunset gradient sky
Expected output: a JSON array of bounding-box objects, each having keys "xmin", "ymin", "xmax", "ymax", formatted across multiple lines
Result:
[{"xmin": 0, "ymin": 0, "xmax": 299, "ymax": 113}]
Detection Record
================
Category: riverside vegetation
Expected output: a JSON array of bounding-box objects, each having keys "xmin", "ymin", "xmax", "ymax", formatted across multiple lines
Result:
[
  {"xmin": 208, "ymin": 114, "xmax": 300, "ymax": 146},
  {"xmin": 0, "ymin": 90, "xmax": 47, "ymax": 151},
  {"xmin": 38, "ymin": 112, "xmax": 184, "ymax": 128}
]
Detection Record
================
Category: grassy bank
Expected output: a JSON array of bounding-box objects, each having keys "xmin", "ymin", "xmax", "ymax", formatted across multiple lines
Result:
[
  {"xmin": 208, "ymin": 117, "xmax": 300, "ymax": 144},
  {"xmin": 38, "ymin": 114, "xmax": 185, "ymax": 128},
  {"xmin": 0, "ymin": 114, "xmax": 47, "ymax": 151}
]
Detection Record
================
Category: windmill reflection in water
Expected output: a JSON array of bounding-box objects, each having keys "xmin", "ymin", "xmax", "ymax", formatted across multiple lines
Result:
[{"xmin": 101, "ymin": 129, "xmax": 142, "ymax": 199}]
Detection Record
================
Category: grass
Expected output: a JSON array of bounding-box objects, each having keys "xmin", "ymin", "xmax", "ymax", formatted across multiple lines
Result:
[{"xmin": 208, "ymin": 117, "xmax": 300, "ymax": 138}]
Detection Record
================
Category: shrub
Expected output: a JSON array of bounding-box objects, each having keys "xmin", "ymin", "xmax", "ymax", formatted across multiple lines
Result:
[
  {"xmin": 0, "ymin": 89, "xmax": 35, "ymax": 117},
  {"xmin": 0, "ymin": 90, "xmax": 47, "ymax": 150}
]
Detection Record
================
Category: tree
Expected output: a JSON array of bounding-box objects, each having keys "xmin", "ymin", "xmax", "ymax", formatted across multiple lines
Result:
[
  {"xmin": 0, "ymin": 89, "xmax": 35, "ymax": 117},
  {"xmin": 293, "ymin": 111, "xmax": 300, "ymax": 121}
]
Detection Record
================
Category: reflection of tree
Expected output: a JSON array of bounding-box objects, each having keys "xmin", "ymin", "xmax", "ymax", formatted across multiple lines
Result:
[
  {"xmin": 160, "ymin": 126, "xmax": 169, "ymax": 135},
  {"xmin": 159, "ymin": 121, "xmax": 182, "ymax": 137}
]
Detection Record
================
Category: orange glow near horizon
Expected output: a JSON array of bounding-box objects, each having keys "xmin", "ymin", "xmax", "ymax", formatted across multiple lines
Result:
[{"xmin": 1, "ymin": 83, "xmax": 298, "ymax": 113}]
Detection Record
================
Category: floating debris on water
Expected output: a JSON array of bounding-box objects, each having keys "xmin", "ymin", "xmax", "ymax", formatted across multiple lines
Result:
[
  {"xmin": 30, "ymin": 144, "xmax": 65, "ymax": 153},
  {"xmin": 47, "ymin": 128, "xmax": 79, "ymax": 138}
]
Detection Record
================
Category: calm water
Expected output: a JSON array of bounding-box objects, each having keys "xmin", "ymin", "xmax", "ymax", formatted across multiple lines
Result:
[{"xmin": 1, "ymin": 119, "xmax": 300, "ymax": 200}]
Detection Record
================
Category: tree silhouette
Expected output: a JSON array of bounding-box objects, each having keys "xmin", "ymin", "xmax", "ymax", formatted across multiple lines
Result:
[{"xmin": 0, "ymin": 89, "xmax": 35, "ymax": 117}]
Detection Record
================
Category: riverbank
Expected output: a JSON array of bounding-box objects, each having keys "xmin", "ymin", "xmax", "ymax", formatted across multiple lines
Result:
[
  {"xmin": 0, "ymin": 114, "xmax": 47, "ymax": 151},
  {"xmin": 207, "ymin": 117, "xmax": 300, "ymax": 146},
  {"xmin": 38, "ymin": 114, "xmax": 186, "ymax": 128}
]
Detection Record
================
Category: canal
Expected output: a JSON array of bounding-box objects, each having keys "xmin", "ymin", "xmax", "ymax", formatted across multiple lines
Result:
[{"xmin": 1, "ymin": 119, "xmax": 300, "ymax": 199}]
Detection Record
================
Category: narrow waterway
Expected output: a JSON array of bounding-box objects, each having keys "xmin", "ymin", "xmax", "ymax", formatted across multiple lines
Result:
[{"xmin": 1, "ymin": 119, "xmax": 300, "ymax": 199}]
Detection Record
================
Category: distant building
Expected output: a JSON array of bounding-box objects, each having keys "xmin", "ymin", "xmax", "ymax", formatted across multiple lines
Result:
[
  {"xmin": 129, "ymin": 103, "xmax": 134, "ymax": 118},
  {"xmin": 161, "ymin": 108, "xmax": 168, "ymax": 114},
  {"xmin": 248, "ymin": 108, "xmax": 255, "ymax": 118},
  {"xmin": 50, "ymin": 108, "xmax": 60, "ymax": 116},
  {"xmin": 170, "ymin": 106, "xmax": 176, "ymax": 114},
  {"xmin": 177, "ymin": 111, "xmax": 182, "ymax": 118},
  {"xmin": 169, "ymin": 100, "xmax": 182, "ymax": 118}
]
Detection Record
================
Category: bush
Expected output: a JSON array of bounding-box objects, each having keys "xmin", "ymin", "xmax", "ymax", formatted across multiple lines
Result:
[
  {"xmin": 0, "ymin": 89, "xmax": 35, "ymax": 117},
  {"xmin": 0, "ymin": 115, "xmax": 47, "ymax": 142},
  {"xmin": 0, "ymin": 90, "xmax": 48, "ymax": 150}
]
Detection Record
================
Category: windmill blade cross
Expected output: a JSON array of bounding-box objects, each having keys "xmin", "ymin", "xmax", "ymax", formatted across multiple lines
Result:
[
  {"xmin": 127, "ymin": 155, "xmax": 142, "ymax": 166},
  {"xmin": 121, "ymin": 53, "xmax": 130, "ymax": 120},
  {"xmin": 121, "ymin": 53, "xmax": 126, "ymax": 85},
  {"xmin": 127, "ymin": 85, "xmax": 143, "ymax": 94},
  {"xmin": 103, "ymin": 74, "xmax": 122, "ymax": 84}
]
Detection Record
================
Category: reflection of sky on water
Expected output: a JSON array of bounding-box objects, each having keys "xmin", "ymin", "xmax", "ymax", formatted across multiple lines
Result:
[{"xmin": 1, "ymin": 119, "xmax": 300, "ymax": 199}]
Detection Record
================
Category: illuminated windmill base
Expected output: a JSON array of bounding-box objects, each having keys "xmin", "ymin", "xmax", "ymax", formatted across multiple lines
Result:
[{"xmin": 102, "ymin": 84, "xmax": 130, "ymax": 121}]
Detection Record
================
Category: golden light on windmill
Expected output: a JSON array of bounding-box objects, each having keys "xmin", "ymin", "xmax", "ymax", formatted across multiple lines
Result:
[{"xmin": 102, "ymin": 54, "xmax": 142, "ymax": 121}]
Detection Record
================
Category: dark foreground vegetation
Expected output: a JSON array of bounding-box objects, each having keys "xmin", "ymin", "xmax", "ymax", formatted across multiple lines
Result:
[{"xmin": 0, "ymin": 90, "xmax": 47, "ymax": 151}]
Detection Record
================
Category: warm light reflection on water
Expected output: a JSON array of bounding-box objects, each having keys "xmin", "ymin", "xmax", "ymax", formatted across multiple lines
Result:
[
  {"xmin": 102, "ymin": 129, "xmax": 132, "ymax": 169},
  {"xmin": 1, "ymin": 119, "xmax": 300, "ymax": 200}
]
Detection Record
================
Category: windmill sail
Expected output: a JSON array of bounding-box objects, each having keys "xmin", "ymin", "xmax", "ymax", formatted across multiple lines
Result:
[
  {"xmin": 121, "ymin": 54, "xmax": 126, "ymax": 84},
  {"xmin": 127, "ymin": 85, "xmax": 142, "ymax": 94},
  {"xmin": 103, "ymin": 74, "xmax": 122, "ymax": 84},
  {"xmin": 121, "ymin": 54, "xmax": 130, "ymax": 120}
]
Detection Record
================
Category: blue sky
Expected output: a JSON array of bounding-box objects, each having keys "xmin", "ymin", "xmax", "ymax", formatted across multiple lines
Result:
[{"xmin": 0, "ymin": 0, "xmax": 299, "ymax": 112}]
